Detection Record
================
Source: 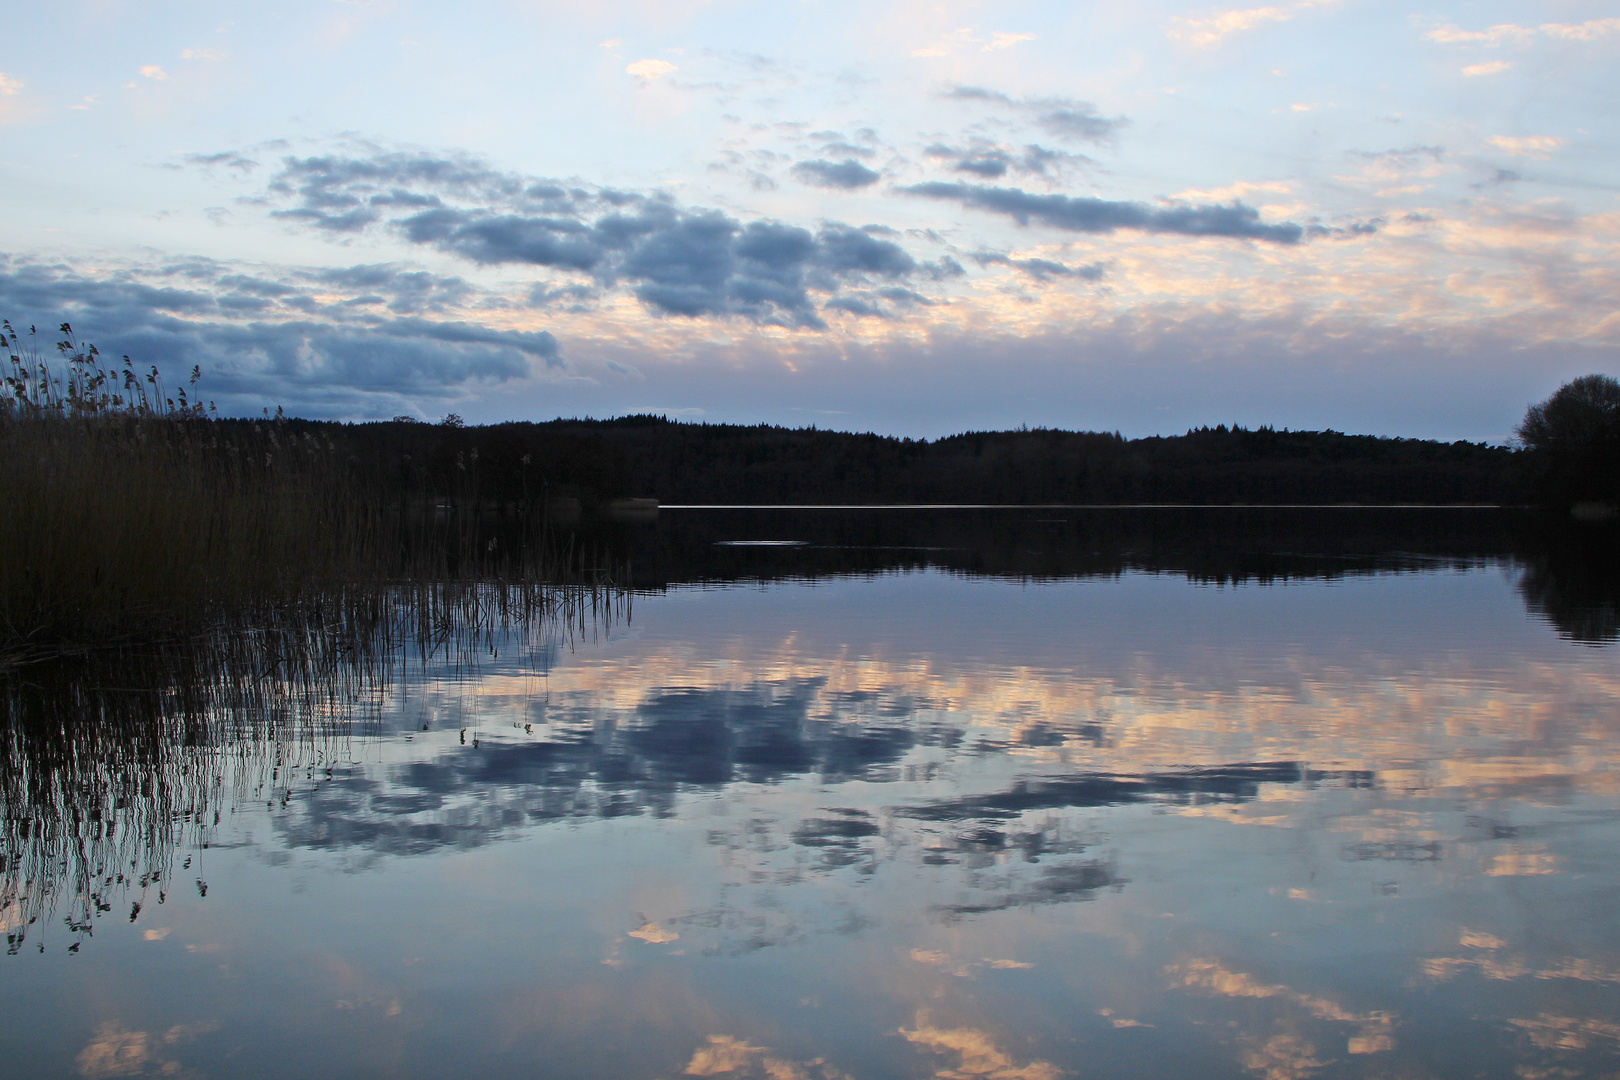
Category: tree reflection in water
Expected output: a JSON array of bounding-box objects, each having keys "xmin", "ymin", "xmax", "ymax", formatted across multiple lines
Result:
[
  {"xmin": 6, "ymin": 509, "xmax": 1615, "ymax": 955},
  {"xmin": 2, "ymin": 508, "xmax": 1618, "ymax": 1080}
]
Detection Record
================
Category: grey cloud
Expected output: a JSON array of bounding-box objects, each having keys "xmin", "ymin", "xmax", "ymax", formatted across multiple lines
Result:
[
  {"xmin": 307, "ymin": 264, "xmax": 472, "ymax": 314},
  {"xmin": 0, "ymin": 256, "xmax": 554, "ymax": 417},
  {"xmin": 527, "ymin": 281, "xmax": 602, "ymax": 310},
  {"xmin": 876, "ymin": 286, "xmax": 934, "ymax": 306},
  {"xmin": 945, "ymin": 86, "xmax": 1128, "ymax": 143},
  {"xmin": 957, "ymin": 157, "xmax": 1008, "ymax": 178},
  {"xmin": 1349, "ymin": 144, "xmax": 1445, "ymax": 165},
  {"xmin": 902, "ymin": 181, "xmax": 1306, "ymax": 244},
  {"xmin": 925, "ymin": 141, "xmax": 1090, "ymax": 180},
  {"xmin": 946, "ymin": 86, "xmax": 1018, "ymax": 104},
  {"xmin": 184, "ymin": 151, "xmax": 260, "ymax": 173},
  {"xmin": 928, "ymin": 143, "xmax": 1008, "ymax": 178},
  {"xmin": 823, "ymin": 295, "xmax": 887, "ymax": 318},
  {"xmin": 790, "ymin": 158, "xmax": 882, "ymax": 189},
  {"xmin": 1039, "ymin": 107, "xmax": 1119, "ymax": 141},
  {"xmin": 1019, "ymin": 144, "xmax": 1090, "ymax": 175},
  {"xmin": 818, "ymin": 142, "xmax": 875, "ymax": 159},
  {"xmin": 822, "ymin": 284, "xmax": 935, "ymax": 321},
  {"xmin": 262, "ymin": 150, "xmax": 917, "ymax": 328},
  {"xmin": 814, "ymin": 224, "xmax": 915, "ymax": 276},
  {"xmin": 398, "ymin": 208, "xmax": 605, "ymax": 270},
  {"xmin": 1304, "ymin": 219, "xmax": 1383, "ymax": 239},
  {"xmin": 972, "ymin": 252, "xmax": 1107, "ymax": 281}
]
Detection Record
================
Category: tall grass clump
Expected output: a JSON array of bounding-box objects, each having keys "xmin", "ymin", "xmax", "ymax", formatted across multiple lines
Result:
[
  {"xmin": 0, "ymin": 323, "xmax": 378, "ymax": 658},
  {"xmin": 0, "ymin": 322, "xmax": 614, "ymax": 663}
]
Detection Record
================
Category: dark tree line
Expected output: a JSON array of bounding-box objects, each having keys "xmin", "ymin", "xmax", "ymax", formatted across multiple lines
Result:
[
  {"xmin": 294, "ymin": 416, "xmax": 1517, "ymax": 507},
  {"xmin": 224, "ymin": 372, "xmax": 1620, "ymax": 511}
]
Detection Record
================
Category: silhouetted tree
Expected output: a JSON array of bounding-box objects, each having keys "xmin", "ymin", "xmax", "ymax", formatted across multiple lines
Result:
[{"xmin": 1517, "ymin": 374, "xmax": 1620, "ymax": 509}]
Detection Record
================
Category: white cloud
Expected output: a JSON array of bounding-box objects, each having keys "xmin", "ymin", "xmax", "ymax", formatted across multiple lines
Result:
[
  {"xmin": 1427, "ymin": 18, "xmax": 1620, "ymax": 46},
  {"xmin": 180, "ymin": 48, "xmax": 225, "ymax": 61},
  {"xmin": 911, "ymin": 27, "xmax": 978, "ymax": 58},
  {"xmin": 1462, "ymin": 60, "xmax": 1512, "ymax": 76},
  {"xmin": 1540, "ymin": 17, "xmax": 1620, "ymax": 41},
  {"xmin": 625, "ymin": 58, "xmax": 677, "ymax": 79},
  {"xmin": 0, "ymin": 73, "xmax": 21, "ymax": 96},
  {"xmin": 139, "ymin": 65, "xmax": 169, "ymax": 80},
  {"xmin": 1426, "ymin": 23, "xmax": 1532, "ymax": 46},
  {"xmin": 986, "ymin": 32, "xmax": 1035, "ymax": 51},
  {"xmin": 1486, "ymin": 134, "xmax": 1564, "ymax": 157},
  {"xmin": 1169, "ymin": 0, "xmax": 1337, "ymax": 50},
  {"xmin": 1172, "ymin": 180, "xmax": 1294, "ymax": 202}
]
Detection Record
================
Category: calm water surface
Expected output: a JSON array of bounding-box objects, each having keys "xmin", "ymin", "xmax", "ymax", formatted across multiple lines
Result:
[{"xmin": 4, "ymin": 510, "xmax": 1619, "ymax": 1079}]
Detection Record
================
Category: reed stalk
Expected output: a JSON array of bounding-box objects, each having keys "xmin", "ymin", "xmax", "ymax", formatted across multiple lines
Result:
[{"xmin": 0, "ymin": 322, "xmax": 613, "ymax": 662}]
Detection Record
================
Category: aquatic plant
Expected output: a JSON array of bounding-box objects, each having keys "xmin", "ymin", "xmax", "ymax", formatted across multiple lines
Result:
[{"xmin": 0, "ymin": 322, "xmax": 613, "ymax": 661}]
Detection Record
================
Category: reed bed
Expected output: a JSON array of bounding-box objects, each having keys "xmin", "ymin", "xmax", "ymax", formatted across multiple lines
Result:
[
  {"xmin": 0, "ymin": 322, "xmax": 614, "ymax": 662},
  {"xmin": 0, "ymin": 322, "xmax": 630, "ymax": 950}
]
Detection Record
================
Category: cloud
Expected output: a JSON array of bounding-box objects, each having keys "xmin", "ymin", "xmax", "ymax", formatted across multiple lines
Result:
[
  {"xmin": 912, "ymin": 27, "xmax": 1037, "ymax": 57},
  {"xmin": 138, "ymin": 65, "xmax": 169, "ymax": 80},
  {"xmin": 1169, "ymin": 0, "xmax": 1337, "ymax": 49},
  {"xmin": 184, "ymin": 150, "xmax": 260, "ymax": 173},
  {"xmin": 1427, "ymin": 19, "xmax": 1620, "ymax": 45},
  {"xmin": 682, "ymin": 1035, "xmax": 852, "ymax": 1079},
  {"xmin": 986, "ymin": 32, "xmax": 1035, "ymax": 50},
  {"xmin": 924, "ymin": 142, "xmax": 1091, "ymax": 180},
  {"xmin": 0, "ymin": 255, "xmax": 555, "ymax": 416},
  {"xmin": 1462, "ymin": 60, "xmax": 1512, "ymax": 76},
  {"xmin": 944, "ymin": 86, "xmax": 1127, "ymax": 143},
  {"xmin": 901, "ymin": 181, "xmax": 1308, "ymax": 243},
  {"xmin": 1486, "ymin": 135, "xmax": 1565, "ymax": 158},
  {"xmin": 1348, "ymin": 145, "xmax": 1445, "ymax": 166},
  {"xmin": 972, "ymin": 252, "xmax": 1107, "ymax": 282},
  {"xmin": 1541, "ymin": 17, "xmax": 1620, "ymax": 41},
  {"xmin": 1172, "ymin": 179, "xmax": 1294, "ymax": 202},
  {"xmin": 790, "ymin": 158, "xmax": 881, "ymax": 189},
  {"xmin": 1425, "ymin": 22, "xmax": 1531, "ymax": 46},
  {"xmin": 625, "ymin": 58, "xmax": 678, "ymax": 79},
  {"xmin": 0, "ymin": 73, "xmax": 20, "ymax": 95},
  {"xmin": 900, "ymin": 1012, "xmax": 1062, "ymax": 1080},
  {"xmin": 75, "ymin": 1022, "xmax": 215, "ymax": 1080},
  {"xmin": 264, "ymin": 149, "xmax": 918, "ymax": 328}
]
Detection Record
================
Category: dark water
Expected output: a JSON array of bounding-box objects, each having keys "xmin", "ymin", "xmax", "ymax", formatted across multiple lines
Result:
[{"xmin": 4, "ymin": 509, "xmax": 1619, "ymax": 1079}]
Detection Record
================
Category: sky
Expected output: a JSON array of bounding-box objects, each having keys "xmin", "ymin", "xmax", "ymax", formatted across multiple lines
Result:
[{"xmin": 2, "ymin": 0, "xmax": 1616, "ymax": 439}]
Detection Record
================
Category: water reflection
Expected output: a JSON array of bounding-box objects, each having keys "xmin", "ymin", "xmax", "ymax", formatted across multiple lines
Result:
[
  {"xmin": 2, "ymin": 510, "xmax": 1619, "ymax": 1080},
  {"xmin": 0, "ymin": 580, "xmax": 621, "ymax": 955},
  {"xmin": 608, "ymin": 506, "xmax": 1620, "ymax": 643}
]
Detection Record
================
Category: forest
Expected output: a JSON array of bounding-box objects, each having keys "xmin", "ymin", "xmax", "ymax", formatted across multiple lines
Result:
[{"xmin": 312, "ymin": 415, "xmax": 1519, "ymax": 507}]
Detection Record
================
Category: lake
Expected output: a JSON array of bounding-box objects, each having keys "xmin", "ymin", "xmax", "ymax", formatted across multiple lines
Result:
[{"xmin": 4, "ymin": 508, "xmax": 1619, "ymax": 1079}]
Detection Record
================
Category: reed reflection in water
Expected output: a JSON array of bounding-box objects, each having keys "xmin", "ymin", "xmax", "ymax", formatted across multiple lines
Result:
[
  {"xmin": 1, "ymin": 577, "xmax": 625, "ymax": 958},
  {"xmin": 2, "ymin": 510, "xmax": 1619, "ymax": 1080}
]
